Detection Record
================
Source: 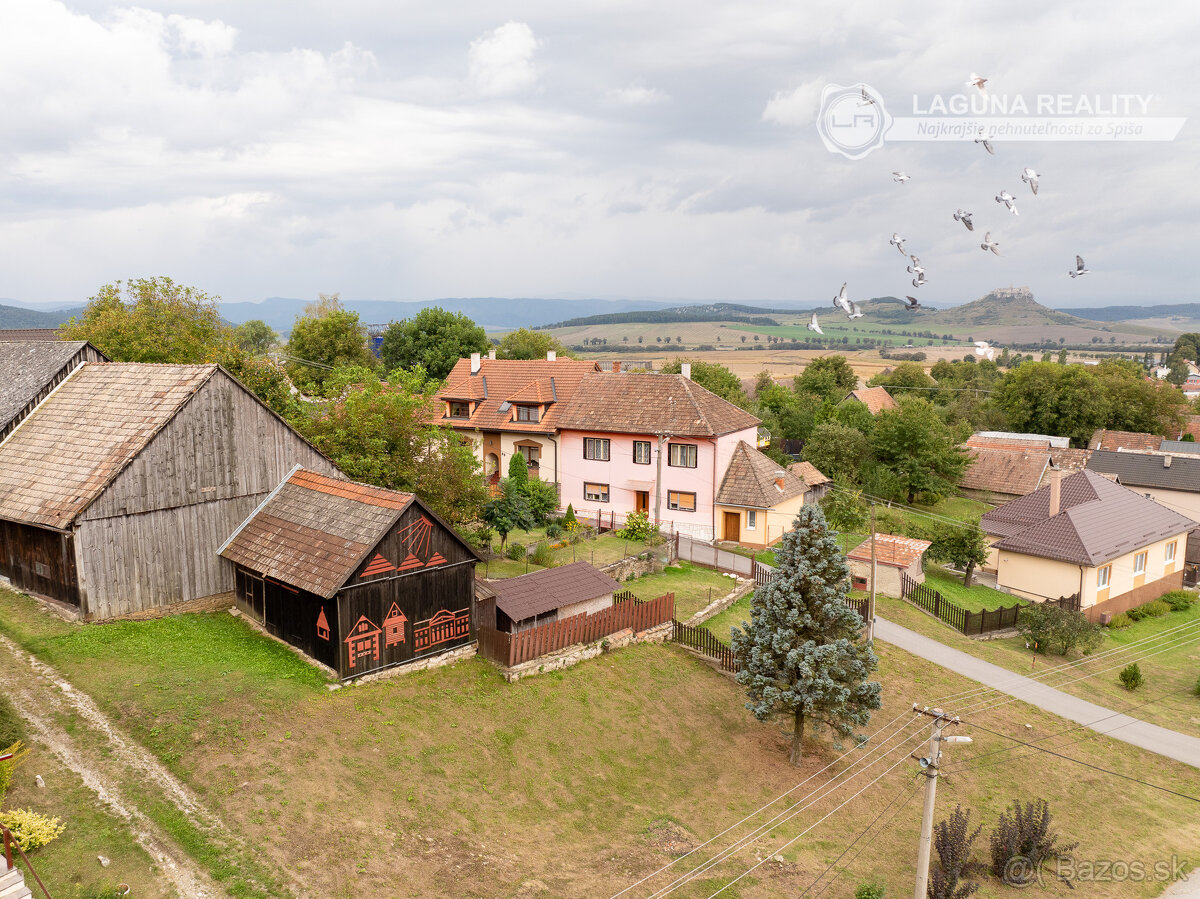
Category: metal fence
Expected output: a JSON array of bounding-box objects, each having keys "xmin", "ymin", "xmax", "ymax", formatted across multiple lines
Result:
[{"xmin": 675, "ymin": 533, "xmax": 755, "ymax": 578}]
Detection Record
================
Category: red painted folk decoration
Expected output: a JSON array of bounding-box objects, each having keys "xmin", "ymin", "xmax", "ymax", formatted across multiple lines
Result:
[
  {"xmin": 413, "ymin": 608, "xmax": 470, "ymax": 652},
  {"xmin": 356, "ymin": 515, "xmax": 448, "ymax": 579},
  {"xmin": 316, "ymin": 607, "xmax": 330, "ymax": 641},
  {"xmin": 383, "ymin": 602, "xmax": 407, "ymax": 647},
  {"xmin": 345, "ymin": 615, "xmax": 382, "ymax": 669},
  {"xmin": 361, "ymin": 553, "xmax": 396, "ymax": 577}
]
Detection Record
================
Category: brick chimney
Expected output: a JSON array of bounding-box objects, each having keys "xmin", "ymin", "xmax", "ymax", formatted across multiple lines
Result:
[
  {"xmin": 470, "ymin": 352, "xmax": 481, "ymax": 374},
  {"xmin": 681, "ymin": 362, "xmax": 692, "ymax": 380},
  {"xmin": 1048, "ymin": 467, "xmax": 1062, "ymax": 517},
  {"xmin": 774, "ymin": 470, "xmax": 786, "ymax": 490},
  {"xmin": 547, "ymin": 350, "xmax": 557, "ymax": 362}
]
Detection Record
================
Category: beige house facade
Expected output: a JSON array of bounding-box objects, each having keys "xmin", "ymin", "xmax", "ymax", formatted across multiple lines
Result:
[{"xmin": 713, "ymin": 441, "xmax": 828, "ymax": 548}]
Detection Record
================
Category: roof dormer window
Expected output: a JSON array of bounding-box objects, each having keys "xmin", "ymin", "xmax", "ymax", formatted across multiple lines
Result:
[
  {"xmin": 515, "ymin": 404, "xmax": 540, "ymax": 423},
  {"xmin": 448, "ymin": 401, "xmax": 471, "ymax": 419}
]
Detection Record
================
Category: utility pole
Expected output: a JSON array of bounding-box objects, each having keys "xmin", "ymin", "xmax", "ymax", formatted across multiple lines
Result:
[
  {"xmin": 868, "ymin": 501, "xmax": 877, "ymax": 643},
  {"xmin": 911, "ymin": 704, "xmax": 971, "ymax": 899}
]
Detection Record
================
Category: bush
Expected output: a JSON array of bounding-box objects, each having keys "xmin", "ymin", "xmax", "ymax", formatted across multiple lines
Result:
[
  {"xmin": 854, "ymin": 884, "xmax": 886, "ymax": 899},
  {"xmin": 1127, "ymin": 606, "xmax": 1146, "ymax": 621},
  {"xmin": 1161, "ymin": 590, "xmax": 1196, "ymax": 612},
  {"xmin": 1106, "ymin": 613, "xmax": 1132, "ymax": 629},
  {"xmin": 1017, "ymin": 603, "xmax": 1103, "ymax": 657},
  {"xmin": 460, "ymin": 523, "xmax": 493, "ymax": 552},
  {"xmin": 0, "ymin": 808, "xmax": 65, "ymax": 852},
  {"xmin": 989, "ymin": 799, "xmax": 1076, "ymax": 884},
  {"xmin": 563, "ymin": 504, "xmax": 577, "ymax": 527},
  {"xmin": 522, "ymin": 478, "xmax": 560, "ymax": 522},
  {"xmin": 930, "ymin": 805, "xmax": 985, "ymax": 899},
  {"xmin": 564, "ymin": 519, "xmax": 583, "ymax": 545},
  {"xmin": 1139, "ymin": 600, "xmax": 1170, "ymax": 618},
  {"xmin": 0, "ymin": 740, "xmax": 30, "ymax": 805},
  {"xmin": 1119, "ymin": 663, "xmax": 1144, "ymax": 691},
  {"xmin": 618, "ymin": 510, "xmax": 659, "ymax": 542},
  {"xmin": 506, "ymin": 542, "xmax": 526, "ymax": 561},
  {"xmin": 545, "ymin": 522, "xmax": 563, "ymax": 539},
  {"xmin": 530, "ymin": 541, "xmax": 556, "ymax": 567}
]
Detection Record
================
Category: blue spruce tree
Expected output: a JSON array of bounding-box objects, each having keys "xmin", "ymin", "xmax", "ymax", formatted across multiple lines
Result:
[{"xmin": 730, "ymin": 505, "xmax": 881, "ymax": 766}]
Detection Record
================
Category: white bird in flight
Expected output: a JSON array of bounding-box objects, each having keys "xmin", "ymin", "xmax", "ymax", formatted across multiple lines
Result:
[
  {"xmin": 889, "ymin": 233, "xmax": 907, "ymax": 255},
  {"xmin": 911, "ymin": 272, "xmax": 928, "ymax": 288},
  {"xmin": 953, "ymin": 209, "xmax": 975, "ymax": 231},
  {"xmin": 967, "ymin": 73, "xmax": 988, "ymax": 93},
  {"xmin": 995, "ymin": 190, "xmax": 1019, "ymax": 215},
  {"xmin": 907, "ymin": 255, "xmax": 925, "ymax": 276},
  {"xmin": 975, "ymin": 129, "xmax": 995, "ymax": 155},
  {"xmin": 1021, "ymin": 168, "xmax": 1040, "ymax": 195},
  {"xmin": 833, "ymin": 282, "xmax": 865, "ymax": 319},
  {"xmin": 892, "ymin": 171, "xmax": 911, "ymax": 183},
  {"xmin": 1069, "ymin": 255, "xmax": 1090, "ymax": 278},
  {"xmin": 808, "ymin": 312, "xmax": 824, "ymax": 334},
  {"xmin": 975, "ymin": 341, "xmax": 996, "ymax": 361},
  {"xmin": 980, "ymin": 232, "xmax": 1001, "ymax": 255}
]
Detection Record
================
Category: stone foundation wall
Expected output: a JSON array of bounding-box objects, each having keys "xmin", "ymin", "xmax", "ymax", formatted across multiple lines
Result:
[
  {"xmin": 351, "ymin": 642, "xmax": 478, "ymax": 684},
  {"xmin": 500, "ymin": 620, "xmax": 672, "ymax": 682},
  {"xmin": 109, "ymin": 591, "xmax": 235, "ymax": 621},
  {"xmin": 602, "ymin": 553, "xmax": 664, "ymax": 582}
]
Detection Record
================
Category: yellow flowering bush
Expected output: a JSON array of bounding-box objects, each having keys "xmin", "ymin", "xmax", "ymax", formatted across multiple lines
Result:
[
  {"xmin": 0, "ymin": 741, "xmax": 30, "ymax": 804},
  {"xmin": 0, "ymin": 808, "xmax": 66, "ymax": 852}
]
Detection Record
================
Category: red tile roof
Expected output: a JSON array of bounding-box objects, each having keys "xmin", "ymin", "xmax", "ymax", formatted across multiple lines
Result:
[
  {"xmin": 788, "ymin": 460, "xmax": 831, "ymax": 487},
  {"xmin": 1088, "ymin": 429, "xmax": 1162, "ymax": 452},
  {"xmin": 846, "ymin": 534, "xmax": 931, "ymax": 569},
  {"xmin": 841, "ymin": 386, "xmax": 898, "ymax": 414},
  {"xmin": 961, "ymin": 436, "xmax": 1050, "ymax": 497},
  {"xmin": 436, "ymin": 358, "xmax": 599, "ymax": 434},
  {"xmin": 556, "ymin": 373, "xmax": 760, "ymax": 437}
]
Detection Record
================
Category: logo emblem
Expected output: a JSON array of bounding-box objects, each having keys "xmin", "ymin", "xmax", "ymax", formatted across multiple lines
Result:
[{"xmin": 816, "ymin": 83, "xmax": 891, "ymax": 159}]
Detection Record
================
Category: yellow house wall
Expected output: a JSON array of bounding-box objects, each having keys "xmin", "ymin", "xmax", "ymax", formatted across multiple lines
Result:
[
  {"xmin": 474, "ymin": 431, "xmax": 560, "ymax": 484},
  {"xmin": 715, "ymin": 494, "xmax": 809, "ymax": 549}
]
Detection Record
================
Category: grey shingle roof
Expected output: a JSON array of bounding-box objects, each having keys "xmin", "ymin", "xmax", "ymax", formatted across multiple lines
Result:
[
  {"xmin": 0, "ymin": 341, "xmax": 107, "ymax": 435},
  {"xmin": 983, "ymin": 470, "xmax": 1196, "ymax": 565},
  {"xmin": 1159, "ymin": 440, "xmax": 1200, "ymax": 457},
  {"xmin": 486, "ymin": 561, "xmax": 621, "ymax": 622},
  {"xmin": 1085, "ymin": 450, "xmax": 1200, "ymax": 493}
]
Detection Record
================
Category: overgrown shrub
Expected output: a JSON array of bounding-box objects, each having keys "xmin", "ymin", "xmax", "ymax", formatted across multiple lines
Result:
[
  {"xmin": 929, "ymin": 805, "xmax": 985, "ymax": 899},
  {"xmin": 460, "ymin": 523, "xmax": 493, "ymax": 552},
  {"xmin": 1119, "ymin": 663, "xmax": 1144, "ymax": 691},
  {"xmin": 1138, "ymin": 600, "xmax": 1170, "ymax": 618},
  {"xmin": 1127, "ymin": 606, "xmax": 1147, "ymax": 621},
  {"xmin": 1106, "ymin": 613, "xmax": 1132, "ymax": 629},
  {"xmin": 0, "ymin": 740, "xmax": 30, "ymax": 805},
  {"xmin": 522, "ymin": 478, "xmax": 560, "ymax": 522},
  {"xmin": 564, "ymin": 519, "xmax": 583, "ymax": 545},
  {"xmin": 618, "ymin": 510, "xmax": 659, "ymax": 542},
  {"xmin": 530, "ymin": 541, "xmax": 556, "ymax": 567},
  {"xmin": 545, "ymin": 522, "xmax": 563, "ymax": 539},
  {"xmin": 989, "ymin": 799, "xmax": 1076, "ymax": 884},
  {"xmin": 855, "ymin": 883, "xmax": 886, "ymax": 899},
  {"xmin": 506, "ymin": 542, "xmax": 526, "ymax": 561},
  {"xmin": 0, "ymin": 808, "xmax": 65, "ymax": 852},
  {"xmin": 1161, "ymin": 590, "xmax": 1196, "ymax": 612},
  {"xmin": 1016, "ymin": 603, "xmax": 1103, "ymax": 656}
]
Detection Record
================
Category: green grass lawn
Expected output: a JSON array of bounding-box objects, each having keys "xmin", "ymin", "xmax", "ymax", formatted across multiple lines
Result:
[
  {"xmin": 876, "ymin": 594, "xmax": 1200, "ymax": 739},
  {"xmin": 1, "ymin": 586, "xmax": 1198, "ymax": 897},
  {"xmin": 481, "ymin": 532, "xmax": 668, "ymax": 579},
  {"xmin": 625, "ymin": 561, "xmax": 741, "ymax": 621},
  {"xmin": 922, "ymin": 566, "xmax": 1024, "ymax": 613},
  {"xmin": 702, "ymin": 594, "xmax": 753, "ymax": 642}
]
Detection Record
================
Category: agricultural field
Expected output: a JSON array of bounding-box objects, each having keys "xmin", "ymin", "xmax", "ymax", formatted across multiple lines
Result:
[{"xmin": 2, "ymin": 585, "xmax": 1198, "ymax": 898}]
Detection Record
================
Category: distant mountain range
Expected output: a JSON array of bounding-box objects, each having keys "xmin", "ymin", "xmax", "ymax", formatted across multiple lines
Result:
[
  {"xmin": 1058, "ymin": 303, "xmax": 1200, "ymax": 322},
  {"xmin": 0, "ymin": 303, "xmax": 84, "ymax": 329},
  {"xmin": 933, "ymin": 288, "xmax": 1099, "ymax": 329}
]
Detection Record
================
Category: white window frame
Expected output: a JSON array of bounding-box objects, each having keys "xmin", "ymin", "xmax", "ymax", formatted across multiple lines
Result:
[
  {"xmin": 1097, "ymin": 565, "xmax": 1111, "ymax": 589},
  {"xmin": 746, "ymin": 510, "xmax": 757, "ymax": 530},
  {"xmin": 584, "ymin": 483, "xmax": 610, "ymax": 503},
  {"xmin": 668, "ymin": 442, "xmax": 698, "ymax": 468},
  {"xmin": 633, "ymin": 440, "xmax": 652, "ymax": 465},
  {"xmin": 583, "ymin": 437, "xmax": 610, "ymax": 461},
  {"xmin": 1166, "ymin": 541, "xmax": 1177, "ymax": 563},
  {"xmin": 667, "ymin": 491, "xmax": 696, "ymax": 512},
  {"xmin": 1134, "ymin": 551, "xmax": 1147, "ymax": 575}
]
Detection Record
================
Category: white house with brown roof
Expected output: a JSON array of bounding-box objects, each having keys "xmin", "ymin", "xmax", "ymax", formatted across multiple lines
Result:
[
  {"xmin": 846, "ymin": 534, "xmax": 931, "ymax": 597},
  {"xmin": 714, "ymin": 442, "xmax": 829, "ymax": 547},
  {"xmin": 554, "ymin": 370, "xmax": 762, "ymax": 541},
  {"xmin": 435, "ymin": 352, "xmax": 599, "ymax": 490},
  {"xmin": 482, "ymin": 561, "xmax": 621, "ymax": 632},
  {"xmin": 981, "ymin": 470, "xmax": 1195, "ymax": 620}
]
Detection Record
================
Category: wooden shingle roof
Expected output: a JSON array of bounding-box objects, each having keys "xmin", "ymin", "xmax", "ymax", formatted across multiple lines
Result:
[
  {"xmin": 556, "ymin": 373, "xmax": 760, "ymax": 437},
  {"xmin": 220, "ymin": 468, "xmax": 415, "ymax": 598},
  {"xmin": 0, "ymin": 362, "xmax": 215, "ymax": 529},
  {"xmin": 716, "ymin": 441, "xmax": 809, "ymax": 508},
  {"xmin": 789, "ymin": 460, "xmax": 831, "ymax": 487},
  {"xmin": 0, "ymin": 340, "xmax": 108, "ymax": 435},
  {"xmin": 846, "ymin": 534, "xmax": 931, "ymax": 569}
]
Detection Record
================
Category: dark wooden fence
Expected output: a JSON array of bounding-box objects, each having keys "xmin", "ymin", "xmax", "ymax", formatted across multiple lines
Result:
[
  {"xmin": 477, "ymin": 592, "xmax": 674, "ymax": 668},
  {"xmin": 900, "ymin": 572, "xmax": 1029, "ymax": 636},
  {"xmin": 673, "ymin": 619, "xmax": 740, "ymax": 672}
]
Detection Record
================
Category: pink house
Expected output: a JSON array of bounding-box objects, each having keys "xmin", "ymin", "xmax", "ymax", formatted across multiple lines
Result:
[{"xmin": 553, "ymin": 371, "xmax": 762, "ymax": 540}]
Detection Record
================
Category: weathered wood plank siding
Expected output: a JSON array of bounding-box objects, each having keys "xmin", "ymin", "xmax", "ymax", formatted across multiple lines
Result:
[
  {"xmin": 0, "ymin": 520, "xmax": 79, "ymax": 605},
  {"xmin": 81, "ymin": 369, "xmax": 334, "ymax": 521}
]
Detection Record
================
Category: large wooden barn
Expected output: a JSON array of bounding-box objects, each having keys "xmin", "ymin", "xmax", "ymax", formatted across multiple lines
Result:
[
  {"xmin": 0, "ymin": 339, "xmax": 108, "ymax": 442},
  {"xmin": 0, "ymin": 362, "xmax": 335, "ymax": 618},
  {"xmin": 219, "ymin": 467, "xmax": 482, "ymax": 679}
]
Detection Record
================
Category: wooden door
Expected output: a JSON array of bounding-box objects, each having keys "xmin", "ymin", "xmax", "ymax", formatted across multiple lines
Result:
[
  {"xmin": 723, "ymin": 511, "xmax": 740, "ymax": 543},
  {"xmin": 635, "ymin": 491, "xmax": 649, "ymax": 514}
]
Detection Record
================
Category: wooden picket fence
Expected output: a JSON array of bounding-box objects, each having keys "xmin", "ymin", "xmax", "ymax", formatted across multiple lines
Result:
[
  {"xmin": 900, "ymin": 572, "xmax": 1030, "ymax": 636},
  {"xmin": 477, "ymin": 592, "xmax": 674, "ymax": 668},
  {"xmin": 673, "ymin": 619, "xmax": 740, "ymax": 672}
]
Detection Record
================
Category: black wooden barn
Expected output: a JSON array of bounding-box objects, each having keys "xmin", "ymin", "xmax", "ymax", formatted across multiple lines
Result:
[{"xmin": 219, "ymin": 467, "xmax": 482, "ymax": 679}]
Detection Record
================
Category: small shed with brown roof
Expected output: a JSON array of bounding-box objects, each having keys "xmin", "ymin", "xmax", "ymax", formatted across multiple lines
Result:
[
  {"xmin": 0, "ymin": 362, "xmax": 335, "ymax": 619},
  {"xmin": 840, "ymin": 386, "xmax": 899, "ymax": 415},
  {"xmin": 845, "ymin": 534, "xmax": 932, "ymax": 597},
  {"xmin": 714, "ymin": 441, "xmax": 823, "ymax": 548},
  {"xmin": 481, "ymin": 561, "xmax": 621, "ymax": 633},
  {"xmin": 220, "ymin": 467, "xmax": 482, "ymax": 679}
]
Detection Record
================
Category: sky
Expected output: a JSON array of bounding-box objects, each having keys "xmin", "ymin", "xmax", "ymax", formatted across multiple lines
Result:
[{"xmin": 2, "ymin": 0, "xmax": 1197, "ymax": 310}]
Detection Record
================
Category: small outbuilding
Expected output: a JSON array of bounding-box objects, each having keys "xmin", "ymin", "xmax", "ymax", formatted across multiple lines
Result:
[
  {"xmin": 481, "ymin": 561, "xmax": 621, "ymax": 633},
  {"xmin": 846, "ymin": 534, "xmax": 932, "ymax": 597},
  {"xmin": 219, "ymin": 467, "xmax": 482, "ymax": 679}
]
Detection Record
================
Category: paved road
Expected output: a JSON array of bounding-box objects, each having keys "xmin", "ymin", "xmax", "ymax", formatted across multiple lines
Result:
[{"xmin": 874, "ymin": 617, "xmax": 1200, "ymax": 770}]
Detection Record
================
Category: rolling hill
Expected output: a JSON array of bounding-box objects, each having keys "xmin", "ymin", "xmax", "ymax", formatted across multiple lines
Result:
[
  {"xmin": 933, "ymin": 287, "xmax": 1099, "ymax": 328},
  {"xmin": 0, "ymin": 303, "xmax": 84, "ymax": 329}
]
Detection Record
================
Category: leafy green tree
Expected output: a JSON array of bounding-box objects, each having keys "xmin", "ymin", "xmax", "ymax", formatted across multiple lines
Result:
[
  {"xmin": 918, "ymin": 520, "xmax": 990, "ymax": 588},
  {"xmin": 757, "ymin": 383, "xmax": 823, "ymax": 441},
  {"xmin": 661, "ymin": 359, "xmax": 751, "ymax": 408},
  {"xmin": 1093, "ymin": 360, "xmax": 1189, "ymax": 436},
  {"xmin": 803, "ymin": 420, "xmax": 871, "ymax": 484},
  {"xmin": 379, "ymin": 306, "xmax": 490, "ymax": 380},
  {"xmin": 871, "ymin": 396, "xmax": 969, "ymax": 503},
  {"xmin": 285, "ymin": 294, "xmax": 377, "ymax": 393},
  {"xmin": 1016, "ymin": 604, "xmax": 1102, "ymax": 657},
  {"xmin": 993, "ymin": 363, "xmax": 1106, "ymax": 445},
  {"xmin": 508, "ymin": 452, "xmax": 530, "ymax": 486},
  {"xmin": 820, "ymin": 484, "xmax": 868, "ymax": 533},
  {"xmin": 234, "ymin": 319, "xmax": 277, "ymax": 355},
  {"xmin": 292, "ymin": 366, "xmax": 485, "ymax": 525},
  {"xmin": 730, "ymin": 505, "xmax": 881, "ymax": 766},
  {"xmin": 833, "ymin": 396, "xmax": 877, "ymax": 436},
  {"xmin": 868, "ymin": 361, "xmax": 935, "ymax": 393},
  {"xmin": 496, "ymin": 328, "xmax": 571, "ymax": 360},
  {"xmin": 794, "ymin": 355, "xmax": 859, "ymax": 401},
  {"xmin": 62, "ymin": 277, "xmax": 234, "ymax": 363},
  {"xmin": 483, "ymin": 482, "xmax": 537, "ymax": 548}
]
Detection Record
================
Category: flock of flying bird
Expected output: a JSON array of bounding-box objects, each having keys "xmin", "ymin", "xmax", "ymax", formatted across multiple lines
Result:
[{"xmin": 808, "ymin": 73, "xmax": 1091, "ymax": 362}]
